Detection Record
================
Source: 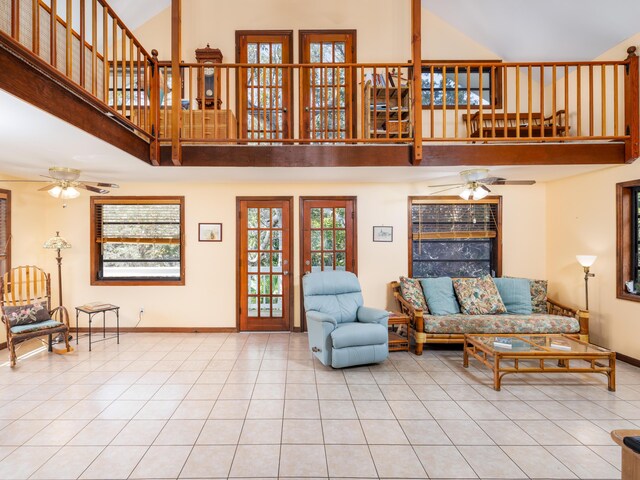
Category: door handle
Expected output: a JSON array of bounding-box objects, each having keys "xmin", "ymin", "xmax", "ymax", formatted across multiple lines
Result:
[
  {"xmin": 305, "ymin": 260, "xmax": 310, "ymax": 266},
  {"xmin": 284, "ymin": 270, "xmax": 289, "ymax": 276}
]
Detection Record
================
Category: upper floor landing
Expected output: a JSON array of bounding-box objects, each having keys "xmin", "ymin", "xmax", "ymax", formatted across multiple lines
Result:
[{"xmin": 0, "ymin": 0, "xmax": 638, "ymax": 167}]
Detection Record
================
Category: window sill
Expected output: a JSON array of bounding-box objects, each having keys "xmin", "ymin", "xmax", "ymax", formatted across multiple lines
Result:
[{"xmin": 617, "ymin": 291, "xmax": 640, "ymax": 303}]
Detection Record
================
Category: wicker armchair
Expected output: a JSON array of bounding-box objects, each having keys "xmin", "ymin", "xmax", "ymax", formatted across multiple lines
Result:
[{"xmin": 1, "ymin": 266, "xmax": 71, "ymax": 367}]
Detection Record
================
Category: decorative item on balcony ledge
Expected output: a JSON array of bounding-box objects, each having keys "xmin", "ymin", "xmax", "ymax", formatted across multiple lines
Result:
[
  {"xmin": 43, "ymin": 232, "xmax": 71, "ymax": 307},
  {"xmin": 576, "ymin": 255, "xmax": 597, "ymax": 310}
]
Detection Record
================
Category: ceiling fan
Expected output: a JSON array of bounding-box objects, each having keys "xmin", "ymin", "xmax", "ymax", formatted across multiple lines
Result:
[
  {"xmin": 429, "ymin": 168, "xmax": 536, "ymax": 200},
  {"xmin": 0, "ymin": 167, "xmax": 119, "ymax": 199}
]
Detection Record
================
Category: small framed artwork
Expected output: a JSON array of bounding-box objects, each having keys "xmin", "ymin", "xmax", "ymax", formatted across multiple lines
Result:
[
  {"xmin": 373, "ymin": 226, "xmax": 393, "ymax": 242},
  {"xmin": 199, "ymin": 223, "xmax": 222, "ymax": 242}
]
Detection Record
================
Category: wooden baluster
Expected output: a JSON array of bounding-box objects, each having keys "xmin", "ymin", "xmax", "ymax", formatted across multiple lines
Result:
[
  {"xmin": 188, "ymin": 66, "xmax": 193, "ymax": 139},
  {"xmin": 539, "ymin": 65, "xmax": 545, "ymax": 138},
  {"xmin": 50, "ymin": 0, "xmax": 57, "ymax": 67},
  {"xmin": 225, "ymin": 67, "xmax": 231, "ymax": 139},
  {"xmin": 576, "ymin": 65, "xmax": 582, "ymax": 136},
  {"xmin": 136, "ymin": 47, "xmax": 141, "ymax": 128},
  {"xmin": 410, "ymin": 0, "xmax": 422, "ymax": 162},
  {"xmin": 121, "ymin": 27, "xmax": 126, "ymax": 118},
  {"xmin": 171, "ymin": 0, "xmax": 181, "ymax": 163},
  {"xmin": 91, "ymin": 0, "xmax": 97, "ymax": 96},
  {"xmin": 430, "ymin": 65, "xmax": 435, "ymax": 138},
  {"xmin": 527, "ymin": 65, "xmax": 532, "ymax": 138},
  {"xmin": 515, "ymin": 65, "xmax": 520, "ymax": 138},
  {"xmin": 601, "ymin": 64, "xmax": 606, "ymax": 136},
  {"xmin": 11, "ymin": 0, "xmax": 19, "ymax": 40},
  {"xmin": 128, "ymin": 37, "xmax": 133, "ymax": 123},
  {"xmin": 300, "ymin": 65, "xmax": 305, "ymax": 140},
  {"xmin": 490, "ymin": 65, "xmax": 496, "ymax": 138},
  {"xmin": 163, "ymin": 66, "xmax": 169, "ymax": 137},
  {"xmin": 552, "ymin": 65, "xmax": 557, "ymax": 137},
  {"xmin": 564, "ymin": 65, "xmax": 569, "ymax": 138},
  {"xmin": 200, "ymin": 66, "xmax": 205, "ymax": 139},
  {"xmin": 32, "ymin": 0, "xmax": 39, "ymax": 55},
  {"xmin": 347, "ymin": 64, "xmax": 353, "ymax": 140},
  {"xmin": 385, "ymin": 66, "xmax": 390, "ymax": 141},
  {"xmin": 360, "ymin": 66, "xmax": 365, "ymax": 139},
  {"xmin": 112, "ymin": 15, "xmax": 117, "ymax": 109},
  {"xmin": 614, "ymin": 64, "xmax": 619, "ymax": 136},
  {"xmin": 502, "ymin": 65, "xmax": 508, "ymax": 137},
  {"xmin": 589, "ymin": 64, "xmax": 594, "ymax": 136},
  {"xmin": 66, "ymin": 0, "xmax": 72, "ymax": 78},
  {"xmin": 466, "ymin": 66, "xmax": 471, "ymax": 139},
  {"xmin": 442, "ymin": 65, "xmax": 447, "ymax": 139},
  {"xmin": 453, "ymin": 66, "xmax": 459, "ymax": 138},
  {"xmin": 323, "ymin": 63, "xmax": 329, "ymax": 140},
  {"xmin": 478, "ymin": 65, "xmax": 483, "ymax": 139},
  {"xmin": 79, "ymin": 0, "xmax": 85, "ymax": 87},
  {"xmin": 102, "ymin": 2, "xmax": 108, "ymax": 102}
]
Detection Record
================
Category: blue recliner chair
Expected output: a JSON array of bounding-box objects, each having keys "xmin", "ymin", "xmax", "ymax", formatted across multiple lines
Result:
[{"xmin": 303, "ymin": 271, "xmax": 389, "ymax": 368}]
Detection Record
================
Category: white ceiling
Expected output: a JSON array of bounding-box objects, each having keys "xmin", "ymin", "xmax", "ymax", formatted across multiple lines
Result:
[
  {"xmin": 423, "ymin": 0, "xmax": 640, "ymax": 61},
  {"xmin": 0, "ymin": 90, "xmax": 617, "ymax": 185}
]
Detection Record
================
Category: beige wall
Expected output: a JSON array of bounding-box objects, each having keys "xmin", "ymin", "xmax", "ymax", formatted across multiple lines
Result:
[{"xmin": 0, "ymin": 181, "xmax": 548, "ymax": 333}]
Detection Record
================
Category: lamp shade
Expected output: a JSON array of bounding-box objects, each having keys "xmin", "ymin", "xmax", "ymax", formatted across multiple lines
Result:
[
  {"xmin": 43, "ymin": 232, "xmax": 72, "ymax": 250},
  {"xmin": 576, "ymin": 255, "xmax": 597, "ymax": 267}
]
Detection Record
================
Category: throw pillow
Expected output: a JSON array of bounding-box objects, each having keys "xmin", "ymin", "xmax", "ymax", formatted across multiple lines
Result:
[
  {"xmin": 493, "ymin": 277, "xmax": 533, "ymax": 315},
  {"xmin": 452, "ymin": 275, "xmax": 507, "ymax": 315},
  {"xmin": 529, "ymin": 279, "xmax": 548, "ymax": 313},
  {"xmin": 3, "ymin": 302, "xmax": 50, "ymax": 327},
  {"xmin": 399, "ymin": 276, "xmax": 429, "ymax": 313},
  {"xmin": 419, "ymin": 277, "xmax": 460, "ymax": 315}
]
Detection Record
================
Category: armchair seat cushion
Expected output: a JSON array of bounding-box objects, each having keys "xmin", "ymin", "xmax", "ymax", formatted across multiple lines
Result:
[
  {"xmin": 331, "ymin": 322, "xmax": 388, "ymax": 349},
  {"xmin": 11, "ymin": 320, "xmax": 64, "ymax": 335}
]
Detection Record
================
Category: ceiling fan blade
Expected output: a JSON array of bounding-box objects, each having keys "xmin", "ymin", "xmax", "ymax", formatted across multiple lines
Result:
[
  {"xmin": 80, "ymin": 181, "xmax": 120, "ymax": 188},
  {"xmin": 476, "ymin": 176, "xmax": 504, "ymax": 185},
  {"xmin": 77, "ymin": 184, "xmax": 109, "ymax": 194},
  {"xmin": 428, "ymin": 183, "xmax": 465, "ymax": 188},
  {"xmin": 498, "ymin": 180, "xmax": 536, "ymax": 185},
  {"xmin": 0, "ymin": 179, "xmax": 48, "ymax": 183},
  {"xmin": 480, "ymin": 184, "xmax": 491, "ymax": 193},
  {"xmin": 430, "ymin": 186, "xmax": 463, "ymax": 196},
  {"xmin": 37, "ymin": 183, "xmax": 57, "ymax": 191}
]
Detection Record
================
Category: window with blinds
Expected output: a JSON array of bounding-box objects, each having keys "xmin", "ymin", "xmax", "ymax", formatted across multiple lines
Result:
[
  {"xmin": 0, "ymin": 190, "xmax": 11, "ymax": 279},
  {"xmin": 410, "ymin": 197, "xmax": 502, "ymax": 278},
  {"xmin": 91, "ymin": 197, "xmax": 184, "ymax": 284}
]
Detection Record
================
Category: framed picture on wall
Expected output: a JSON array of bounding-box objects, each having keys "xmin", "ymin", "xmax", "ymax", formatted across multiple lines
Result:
[
  {"xmin": 199, "ymin": 223, "xmax": 222, "ymax": 242},
  {"xmin": 373, "ymin": 226, "xmax": 393, "ymax": 242}
]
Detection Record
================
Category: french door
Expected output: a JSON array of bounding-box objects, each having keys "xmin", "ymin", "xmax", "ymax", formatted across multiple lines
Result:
[
  {"xmin": 300, "ymin": 197, "xmax": 357, "ymax": 330},
  {"xmin": 237, "ymin": 197, "xmax": 293, "ymax": 331},
  {"xmin": 236, "ymin": 31, "xmax": 293, "ymax": 141},
  {"xmin": 300, "ymin": 30, "xmax": 357, "ymax": 140}
]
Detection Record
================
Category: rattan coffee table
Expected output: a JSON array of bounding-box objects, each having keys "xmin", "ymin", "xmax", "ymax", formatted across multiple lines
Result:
[{"xmin": 463, "ymin": 334, "xmax": 616, "ymax": 391}]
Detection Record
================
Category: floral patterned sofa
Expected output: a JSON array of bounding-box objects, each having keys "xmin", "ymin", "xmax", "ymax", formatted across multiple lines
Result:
[{"xmin": 390, "ymin": 276, "xmax": 589, "ymax": 355}]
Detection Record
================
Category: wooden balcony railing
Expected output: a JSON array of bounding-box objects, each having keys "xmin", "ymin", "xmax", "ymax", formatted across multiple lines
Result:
[
  {"xmin": 0, "ymin": 0, "xmax": 156, "ymax": 138},
  {"xmin": 153, "ymin": 62, "xmax": 415, "ymax": 144},
  {"xmin": 1, "ymin": 0, "xmax": 638, "ymax": 164},
  {"xmin": 421, "ymin": 57, "xmax": 638, "ymax": 145}
]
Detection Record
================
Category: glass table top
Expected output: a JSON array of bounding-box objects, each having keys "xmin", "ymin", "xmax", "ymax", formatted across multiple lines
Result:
[{"xmin": 468, "ymin": 335, "xmax": 610, "ymax": 354}]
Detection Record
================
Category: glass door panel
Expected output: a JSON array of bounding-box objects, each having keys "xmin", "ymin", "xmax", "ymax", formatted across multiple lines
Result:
[{"xmin": 239, "ymin": 199, "xmax": 291, "ymax": 330}]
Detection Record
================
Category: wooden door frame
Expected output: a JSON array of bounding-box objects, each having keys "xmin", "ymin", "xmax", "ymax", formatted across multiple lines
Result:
[
  {"xmin": 236, "ymin": 196, "xmax": 295, "ymax": 332},
  {"xmin": 299, "ymin": 30, "xmax": 358, "ymax": 140},
  {"xmin": 235, "ymin": 30, "xmax": 294, "ymax": 140},
  {"xmin": 298, "ymin": 196, "xmax": 358, "ymax": 332}
]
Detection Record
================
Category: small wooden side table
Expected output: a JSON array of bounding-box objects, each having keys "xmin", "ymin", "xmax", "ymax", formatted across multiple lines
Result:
[
  {"xmin": 388, "ymin": 311, "xmax": 410, "ymax": 352},
  {"xmin": 75, "ymin": 304, "xmax": 120, "ymax": 352}
]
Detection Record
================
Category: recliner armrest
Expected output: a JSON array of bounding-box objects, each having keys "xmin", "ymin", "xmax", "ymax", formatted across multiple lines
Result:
[
  {"xmin": 306, "ymin": 310, "xmax": 338, "ymax": 326},
  {"xmin": 357, "ymin": 306, "xmax": 389, "ymax": 326}
]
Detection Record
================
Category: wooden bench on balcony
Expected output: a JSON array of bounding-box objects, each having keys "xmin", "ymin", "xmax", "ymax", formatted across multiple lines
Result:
[{"xmin": 463, "ymin": 110, "xmax": 569, "ymax": 139}]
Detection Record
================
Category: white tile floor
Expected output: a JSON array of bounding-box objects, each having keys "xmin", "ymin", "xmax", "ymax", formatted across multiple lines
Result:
[{"xmin": 0, "ymin": 332, "xmax": 635, "ymax": 479}]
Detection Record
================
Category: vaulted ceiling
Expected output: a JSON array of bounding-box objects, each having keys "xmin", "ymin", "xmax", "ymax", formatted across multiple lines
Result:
[{"xmin": 109, "ymin": 0, "xmax": 640, "ymax": 61}]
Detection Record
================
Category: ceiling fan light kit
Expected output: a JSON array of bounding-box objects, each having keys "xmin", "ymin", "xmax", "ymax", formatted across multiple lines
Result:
[{"xmin": 429, "ymin": 168, "xmax": 536, "ymax": 200}]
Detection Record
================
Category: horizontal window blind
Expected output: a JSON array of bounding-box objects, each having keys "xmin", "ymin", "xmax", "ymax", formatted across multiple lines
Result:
[
  {"xmin": 92, "ymin": 197, "xmax": 183, "ymax": 282},
  {"xmin": 411, "ymin": 201, "xmax": 499, "ymax": 240}
]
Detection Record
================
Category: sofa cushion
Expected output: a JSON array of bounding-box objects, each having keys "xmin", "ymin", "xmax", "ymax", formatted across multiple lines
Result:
[
  {"xmin": 493, "ymin": 278, "xmax": 533, "ymax": 315},
  {"xmin": 530, "ymin": 279, "xmax": 548, "ymax": 313},
  {"xmin": 3, "ymin": 302, "xmax": 49, "ymax": 327},
  {"xmin": 420, "ymin": 278, "xmax": 460, "ymax": 315},
  {"xmin": 331, "ymin": 322, "xmax": 388, "ymax": 349},
  {"xmin": 452, "ymin": 275, "xmax": 506, "ymax": 315},
  {"xmin": 399, "ymin": 276, "xmax": 428, "ymax": 312},
  {"xmin": 422, "ymin": 313, "xmax": 579, "ymax": 335}
]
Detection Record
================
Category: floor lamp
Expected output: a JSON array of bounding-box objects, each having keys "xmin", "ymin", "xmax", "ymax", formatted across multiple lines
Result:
[
  {"xmin": 43, "ymin": 232, "xmax": 72, "ymax": 307},
  {"xmin": 576, "ymin": 255, "xmax": 597, "ymax": 310}
]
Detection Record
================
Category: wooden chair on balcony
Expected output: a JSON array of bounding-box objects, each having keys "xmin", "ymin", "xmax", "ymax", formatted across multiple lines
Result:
[{"xmin": 0, "ymin": 266, "xmax": 71, "ymax": 367}]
